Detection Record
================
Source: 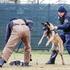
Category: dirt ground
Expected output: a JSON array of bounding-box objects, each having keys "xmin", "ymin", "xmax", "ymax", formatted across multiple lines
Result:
[{"xmin": 0, "ymin": 51, "xmax": 70, "ymax": 70}]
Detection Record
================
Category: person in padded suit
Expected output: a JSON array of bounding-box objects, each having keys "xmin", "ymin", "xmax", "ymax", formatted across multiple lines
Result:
[{"xmin": 0, "ymin": 18, "xmax": 33, "ymax": 67}]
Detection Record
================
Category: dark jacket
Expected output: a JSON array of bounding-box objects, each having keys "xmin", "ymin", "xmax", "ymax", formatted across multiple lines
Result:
[{"xmin": 58, "ymin": 13, "xmax": 70, "ymax": 33}]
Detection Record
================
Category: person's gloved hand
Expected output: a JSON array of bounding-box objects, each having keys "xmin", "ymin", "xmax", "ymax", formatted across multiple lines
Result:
[{"xmin": 54, "ymin": 26, "xmax": 58, "ymax": 30}]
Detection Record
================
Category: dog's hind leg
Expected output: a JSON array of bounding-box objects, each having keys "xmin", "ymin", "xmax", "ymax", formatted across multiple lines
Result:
[
  {"xmin": 60, "ymin": 53, "xmax": 64, "ymax": 65},
  {"xmin": 58, "ymin": 43, "xmax": 64, "ymax": 65}
]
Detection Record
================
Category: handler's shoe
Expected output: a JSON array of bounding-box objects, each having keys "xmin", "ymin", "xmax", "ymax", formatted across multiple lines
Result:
[
  {"xmin": 0, "ymin": 58, "xmax": 6, "ymax": 67},
  {"xmin": 46, "ymin": 50, "xmax": 58, "ymax": 64},
  {"xmin": 46, "ymin": 60, "xmax": 55, "ymax": 64}
]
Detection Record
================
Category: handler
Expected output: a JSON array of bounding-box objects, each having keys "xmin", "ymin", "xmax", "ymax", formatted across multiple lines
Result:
[{"xmin": 47, "ymin": 6, "xmax": 70, "ymax": 64}]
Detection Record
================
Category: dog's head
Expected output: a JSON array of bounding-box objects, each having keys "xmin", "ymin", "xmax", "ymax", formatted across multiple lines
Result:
[
  {"xmin": 41, "ymin": 21, "xmax": 50, "ymax": 30},
  {"xmin": 41, "ymin": 21, "xmax": 54, "ymax": 31}
]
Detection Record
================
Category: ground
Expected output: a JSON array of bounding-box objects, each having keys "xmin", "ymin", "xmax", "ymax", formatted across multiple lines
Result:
[{"xmin": 0, "ymin": 50, "xmax": 70, "ymax": 70}]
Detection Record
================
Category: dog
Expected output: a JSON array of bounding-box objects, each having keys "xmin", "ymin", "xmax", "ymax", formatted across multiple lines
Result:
[{"xmin": 38, "ymin": 21, "xmax": 64, "ymax": 65}]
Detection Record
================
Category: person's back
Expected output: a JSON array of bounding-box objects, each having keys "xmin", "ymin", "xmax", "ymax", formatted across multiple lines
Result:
[{"xmin": 12, "ymin": 19, "xmax": 30, "ymax": 37}]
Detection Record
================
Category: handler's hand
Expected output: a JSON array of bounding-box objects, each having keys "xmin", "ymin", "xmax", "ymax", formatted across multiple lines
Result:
[{"xmin": 54, "ymin": 26, "xmax": 58, "ymax": 30}]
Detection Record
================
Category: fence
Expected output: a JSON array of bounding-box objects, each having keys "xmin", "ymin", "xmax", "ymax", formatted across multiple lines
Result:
[{"xmin": 0, "ymin": 4, "xmax": 70, "ymax": 50}]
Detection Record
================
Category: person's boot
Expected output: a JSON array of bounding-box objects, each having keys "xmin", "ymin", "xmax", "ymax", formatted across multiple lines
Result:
[
  {"xmin": 46, "ymin": 50, "xmax": 58, "ymax": 64},
  {"xmin": 0, "ymin": 58, "xmax": 6, "ymax": 67}
]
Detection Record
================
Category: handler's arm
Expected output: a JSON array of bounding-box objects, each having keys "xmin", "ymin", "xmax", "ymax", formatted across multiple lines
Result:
[
  {"xmin": 26, "ymin": 20, "xmax": 33, "ymax": 31},
  {"xmin": 57, "ymin": 17, "xmax": 70, "ymax": 30},
  {"xmin": 5, "ymin": 22, "xmax": 13, "ymax": 43},
  {"xmin": 57, "ymin": 23, "xmax": 70, "ymax": 30}
]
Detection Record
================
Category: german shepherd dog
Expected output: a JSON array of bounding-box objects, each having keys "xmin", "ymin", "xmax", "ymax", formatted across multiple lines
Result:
[{"xmin": 38, "ymin": 21, "xmax": 64, "ymax": 65}]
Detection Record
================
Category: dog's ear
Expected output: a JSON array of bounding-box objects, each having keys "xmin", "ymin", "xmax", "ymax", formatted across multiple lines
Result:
[
  {"xmin": 41, "ymin": 22, "xmax": 45, "ymax": 25},
  {"xmin": 10, "ymin": 18, "xmax": 17, "ymax": 21},
  {"xmin": 41, "ymin": 22, "xmax": 47, "ymax": 27},
  {"xmin": 46, "ymin": 21, "xmax": 50, "ymax": 26}
]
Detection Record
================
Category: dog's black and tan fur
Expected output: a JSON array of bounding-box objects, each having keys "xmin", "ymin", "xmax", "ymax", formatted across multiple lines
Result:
[{"xmin": 38, "ymin": 21, "xmax": 64, "ymax": 65}]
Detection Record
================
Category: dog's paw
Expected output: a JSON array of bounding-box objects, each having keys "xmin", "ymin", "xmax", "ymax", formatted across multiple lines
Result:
[
  {"xmin": 46, "ymin": 43, "xmax": 48, "ymax": 47},
  {"xmin": 62, "ymin": 62, "xmax": 65, "ymax": 65}
]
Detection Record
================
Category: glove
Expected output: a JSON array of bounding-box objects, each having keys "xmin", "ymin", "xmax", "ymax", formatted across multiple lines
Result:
[{"xmin": 54, "ymin": 26, "xmax": 58, "ymax": 30}]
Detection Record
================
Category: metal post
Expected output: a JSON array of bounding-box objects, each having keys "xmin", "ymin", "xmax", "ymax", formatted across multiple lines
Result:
[{"xmin": 37, "ymin": 0, "xmax": 39, "ymax": 4}]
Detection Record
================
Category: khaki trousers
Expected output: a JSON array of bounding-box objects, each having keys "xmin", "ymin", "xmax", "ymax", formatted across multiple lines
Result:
[{"xmin": 2, "ymin": 25, "xmax": 31, "ymax": 64}]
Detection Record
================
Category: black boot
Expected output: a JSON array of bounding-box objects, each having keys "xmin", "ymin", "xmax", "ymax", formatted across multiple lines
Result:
[
  {"xmin": 46, "ymin": 50, "xmax": 58, "ymax": 64},
  {"xmin": 0, "ymin": 58, "xmax": 6, "ymax": 67}
]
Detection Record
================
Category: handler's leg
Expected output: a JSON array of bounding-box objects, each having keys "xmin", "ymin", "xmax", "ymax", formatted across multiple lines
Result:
[
  {"xmin": 22, "ymin": 31, "xmax": 31, "ymax": 66},
  {"xmin": 0, "ymin": 34, "xmax": 20, "ymax": 67},
  {"xmin": 46, "ymin": 50, "xmax": 58, "ymax": 64},
  {"xmin": 60, "ymin": 33, "xmax": 66, "ymax": 44},
  {"xmin": 65, "ymin": 34, "xmax": 70, "ymax": 54}
]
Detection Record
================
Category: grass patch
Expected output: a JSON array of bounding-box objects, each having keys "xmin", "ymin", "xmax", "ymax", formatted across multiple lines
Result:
[{"xmin": 0, "ymin": 50, "xmax": 70, "ymax": 70}]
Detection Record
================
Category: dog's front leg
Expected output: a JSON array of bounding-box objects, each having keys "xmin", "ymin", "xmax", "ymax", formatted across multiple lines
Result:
[
  {"xmin": 46, "ymin": 36, "xmax": 54, "ymax": 47},
  {"xmin": 46, "ymin": 41, "xmax": 50, "ymax": 47},
  {"xmin": 50, "ymin": 43, "xmax": 54, "ymax": 52},
  {"xmin": 46, "ymin": 31, "xmax": 55, "ymax": 47},
  {"xmin": 38, "ymin": 31, "xmax": 46, "ymax": 46}
]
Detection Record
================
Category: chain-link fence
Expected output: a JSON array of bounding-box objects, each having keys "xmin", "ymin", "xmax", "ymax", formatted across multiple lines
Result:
[{"xmin": 0, "ymin": 4, "xmax": 70, "ymax": 50}]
